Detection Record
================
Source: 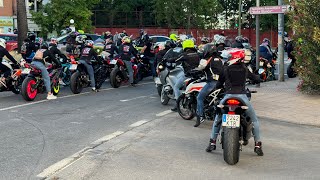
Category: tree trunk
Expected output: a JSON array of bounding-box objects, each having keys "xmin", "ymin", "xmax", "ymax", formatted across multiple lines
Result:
[{"xmin": 17, "ymin": 0, "xmax": 28, "ymax": 53}]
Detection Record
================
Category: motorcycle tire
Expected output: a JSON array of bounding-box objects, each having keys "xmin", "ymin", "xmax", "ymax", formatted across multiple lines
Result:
[
  {"xmin": 160, "ymin": 87, "xmax": 170, "ymax": 105},
  {"xmin": 110, "ymin": 68, "xmax": 122, "ymax": 88},
  {"xmin": 70, "ymin": 71, "xmax": 83, "ymax": 94},
  {"xmin": 223, "ymin": 127, "xmax": 240, "ymax": 165},
  {"xmin": 21, "ymin": 77, "xmax": 38, "ymax": 101},
  {"xmin": 156, "ymin": 85, "xmax": 162, "ymax": 97},
  {"xmin": 177, "ymin": 94, "xmax": 195, "ymax": 120}
]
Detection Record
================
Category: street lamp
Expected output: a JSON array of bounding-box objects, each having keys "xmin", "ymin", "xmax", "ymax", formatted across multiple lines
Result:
[{"xmin": 70, "ymin": 19, "xmax": 75, "ymax": 32}]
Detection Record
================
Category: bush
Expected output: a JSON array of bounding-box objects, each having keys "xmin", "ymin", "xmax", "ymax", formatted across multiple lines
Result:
[{"xmin": 289, "ymin": 1, "xmax": 320, "ymax": 94}]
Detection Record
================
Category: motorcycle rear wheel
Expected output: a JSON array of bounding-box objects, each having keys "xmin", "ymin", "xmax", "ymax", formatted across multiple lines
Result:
[
  {"xmin": 21, "ymin": 77, "xmax": 38, "ymax": 101},
  {"xmin": 177, "ymin": 94, "xmax": 195, "ymax": 120},
  {"xmin": 110, "ymin": 68, "xmax": 122, "ymax": 88},
  {"xmin": 223, "ymin": 127, "xmax": 240, "ymax": 165},
  {"xmin": 160, "ymin": 87, "xmax": 170, "ymax": 105},
  {"xmin": 70, "ymin": 71, "xmax": 83, "ymax": 94}
]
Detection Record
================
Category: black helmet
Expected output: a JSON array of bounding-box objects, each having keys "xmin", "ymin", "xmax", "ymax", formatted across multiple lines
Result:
[
  {"xmin": 235, "ymin": 36, "xmax": 244, "ymax": 43},
  {"xmin": 40, "ymin": 42, "xmax": 49, "ymax": 49},
  {"xmin": 164, "ymin": 40, "xmax": 174, "ymax": 49},
  {"xmin": 203, "ymin": 43, "xmax": 217, "ymax": 59},
  {"xmin": 28, "ymin": 33, "xmax": 36, "ymax": 41}
]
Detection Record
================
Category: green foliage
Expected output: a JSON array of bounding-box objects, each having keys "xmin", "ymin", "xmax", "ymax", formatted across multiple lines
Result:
[
  {"xmin": 289, "ymin": 0, "xmax": 320, "ymax": 94},
  {"xmin": 32, "ymin": 0, "xmax": 100, "ymax": 36}
]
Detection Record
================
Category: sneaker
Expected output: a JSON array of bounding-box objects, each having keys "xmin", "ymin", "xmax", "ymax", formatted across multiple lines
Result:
[
  {"xmin": 206, "ymin": 139, "xmax": 216, "ymax": 152},
  {"xmin": 47, "ymin": 94, "xmax": 57, "ymax": 100},
  {"xmin": 59, "ymin": 79, "xmax": 66, "ymax": 86},
  {"xmin": 194, "ymin": 116, "xmax": 205, "ymax": 127},
  {"xmin": 92, "ymin": 87, "xmax": 99, "ymax": 92},
  {"xmin": 254, "ymin": 141, "xmax": 264, "ymax": 156}
]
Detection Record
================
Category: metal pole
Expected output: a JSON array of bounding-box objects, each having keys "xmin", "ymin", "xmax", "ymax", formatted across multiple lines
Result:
[
  {"xmin": 255, "ymin": 0, "xmax": 260, "ymax": 87},
  {"xmin": 278, "ymin": 0, "xmax": 285, "ymax": 81},
  {"xmin": 238, "ymin": 0, "xmax": 241, "ymax": 36}
]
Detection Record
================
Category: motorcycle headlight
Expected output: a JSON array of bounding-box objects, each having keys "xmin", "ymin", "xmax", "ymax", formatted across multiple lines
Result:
[{"xmin": 158, "ymin": 64, "xmax": 164, "ymax": 70}]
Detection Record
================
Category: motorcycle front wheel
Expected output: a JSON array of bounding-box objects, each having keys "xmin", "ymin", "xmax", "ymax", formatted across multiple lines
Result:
[
  {"xmin": 21, "ymin": 77, "xmax": 38, "ymax": 101},
  {"xmin": 177, "ymin": 94, "xmax": 195, "ymax": 120},
  {"xmin": 110, "ymin": 68, "xmax": 122, "ymax": 88}
]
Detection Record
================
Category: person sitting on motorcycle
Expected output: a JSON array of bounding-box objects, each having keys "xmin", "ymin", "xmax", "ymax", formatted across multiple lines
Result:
[
  {"xmin": 194, "ymin": 44, "xmax": 223, "ymax": 127},
  {"xmin": 118, "ymin": 36, "xmax": 138, "ymax": 86},
  {"xmin": 167, "ymin": 39, "xmax": 200, "ymax": 112},
  {"xmin": 155, "ymin": 40, "xmax": 174, "ymax": 67},
  {"xmin": 104, "ymin": 31, "xmax": 113, "ymax": 40},
  {"xmin": 206, "ymin": 49, "xmax": 263, "ymax": 156},
  {"xmin": 231, "ymin": 36, "xmax": 244, "ymax": 48},
  {"xmin": 66, "ymin": 32, "xmax": 78, "ymax": 54},
  {"xmin": 169, "ymin": 33, "xmax": 179, "ymax": 48},
  {"xmin": 79, "ymin": 40, "xmax": 101, "ymax": 92},
  {"xmin": 259, "ymin": 38, "xmax": 273, "ymax": 62},
  {"xmin": 49, "ymin": 37, "xmax": 68, "ymax": 85},
  {"xmin": 213, "ymin": 34, "xmax": 226, "ymax": 52},
  {"xmin": 0, "ymin": 38, "xmax": 19, "ymax": 81},
  {"xmin": 198, "ymin": 37, "xmax": 209, "ymax": 52},
  {"xmin": 140, "ymin": 37, "xmax": 156, "ymax": 77},
  {"xmin": 22, "ymin": 33, "xmax": 37, "ymax": 61},
  {"xmin": 103, "ymin": 38, "xmax": 119, "ymax": 59},
  {"xmin": 31, "ymin": 43, "xmax": 61, "ymax": 100}
]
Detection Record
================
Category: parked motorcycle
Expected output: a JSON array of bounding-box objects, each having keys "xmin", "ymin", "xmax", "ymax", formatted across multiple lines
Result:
[
  {"xmin": 258, "ymin": 57, "xmax": 275, "ymax": 81},
  {"xmin": 0, "ymin": 59, "xmax": 25, "ymax": 94},
  {"xmin": 109, "ymin": 57, "xmax": 138, "ymax": 88},
  {"xmin": 69, "ymin": 57, "xmax": 107, "ymax": 94},
  {"xmin": 21, "ymin": 63, "xmax": 61, "ymax": 101}
]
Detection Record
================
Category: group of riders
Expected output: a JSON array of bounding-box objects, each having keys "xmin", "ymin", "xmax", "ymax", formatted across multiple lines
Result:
[{"xmin": 0, "ymin": 29, "xmax": 297, "ymax": 157}]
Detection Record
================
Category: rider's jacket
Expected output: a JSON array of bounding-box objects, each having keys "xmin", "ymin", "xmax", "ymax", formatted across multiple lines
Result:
[
  {"xmin": 204, "ymin": 56, "xmax": 223, "ymax": 82},
  {"xmin": 0, "ymin": 46, "xmax": 17, "ymax": 64},
  {"xmin": 103, "ymin": 42, "xmax": 118, "ymax": 58},
  {"xmin": 79, "ymin": 46, "xmax": 100, "ymax": 64},
  {"xmin": 168, "ymin": 48, "xmax": 200, "ymax": 75},
  {"xmin": 49, "ymin": 43, "xmax": 68, "ymax": 63},
  {"xmin": 118, "ymin": 43, "xmax": 138, "ymax": 61},
  {"xmin": 33, "ymin": 49, "xmax": 61, "ymax": 66},
  {"xmin": 216, "ymin": 63, "xmax": 260, "ymax": 94}
]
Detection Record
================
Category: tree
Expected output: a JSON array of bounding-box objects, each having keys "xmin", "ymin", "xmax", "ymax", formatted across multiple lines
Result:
[
  {"xmin": 17, "ymin": 0, "xmax": 28, "ymax": 52},
  {"xmin": 31, "ymin": 0, "xmax": 100, "ymax": 36},
  {"xmin": 289, "ymin": 0, "xmax": 320, "ymax": 94}
]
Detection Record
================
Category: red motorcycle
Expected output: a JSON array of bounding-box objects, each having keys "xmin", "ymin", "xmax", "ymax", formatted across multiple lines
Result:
[{"xmin": 109, "ymin": 56, "xmax": 138, "ymax": 88}]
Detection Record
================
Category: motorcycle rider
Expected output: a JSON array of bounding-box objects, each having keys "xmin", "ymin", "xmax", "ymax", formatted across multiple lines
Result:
[
  {"xmin": 49, "ymin": 37, "xmax": 68, "ymax": 85},
  {"xmin": 155, "ymin": 40, "xmax": 174, "ymax": 66},
  {"xmin": 213, "ymin": 34, "xmax": 226, "ymax": 52},
  {"xmin": 194, "ymin": 44, "xmax": 223, "ymax": 127},
  {"xmin": 198, "ymin": 37, "xmax": 210, "ymax": 53},
  {"xmin": 169, "ymin": 33, "xmax": 179, "ymax": 48},
  {"xmin": 259, "ymin": 38, "xmax": 273, "ymax": 62},
  {"xmin": 21, "ymin": 33, "xmax": 37, "ymax": 61},
  {"xmin": 79, "ymin": 40, "xmax": 101, "ymax": 92},
  {"xmin": 31, "ymin": 43, "xmax": 61, "ymax": 100},
  {"xmin": 118, "ymin": 36, "xmax": 138, "ymax": 86},
  {"xmin": 0, "ymin": 38, "xmax": 19, "ymax": 83},
  {"xmin": 231, "ymin": 36, "xmax": 244, "ymax": 48},
  {"xmin": 66, "ymin": 32, "xmax": 78, "ymax": 54},
  {"xmin": 103, "ymin": 38, "xmax": 119, "ymax": 59},
  {"xmin": 168, "ymin": 39, "xmax": 200, "ymax": 111},
  {"xmin": 140, "ymin": 37, "xmax": 156, "ymax": 77},
  {"xmin": 205, "ymin": 49, "xmax": 263, "ymax": 156}
]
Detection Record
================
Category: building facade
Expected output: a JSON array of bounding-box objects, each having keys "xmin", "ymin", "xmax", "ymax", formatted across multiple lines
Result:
[{"xmin": 0, "ymin": 0, "xmax": 15, "ymax": 33}]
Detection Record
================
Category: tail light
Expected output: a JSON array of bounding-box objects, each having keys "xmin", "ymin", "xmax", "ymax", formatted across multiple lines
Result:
[
  {"xmin": 71, "ymin": 60, "xmax": 77, "ymax": 64},
  {"xmin": 14, "ymin": 69, "xmax": 22, "ymax": 76},
  {"xmin": 226, "ymin": 99, "xmax": 240, "ymax": 105},
  {"xmin": 24, "ymin": 63, "xmax": 31, "ymax": 68}
]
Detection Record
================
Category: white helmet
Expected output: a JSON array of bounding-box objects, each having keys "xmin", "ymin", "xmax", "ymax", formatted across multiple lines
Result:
[
  {"xmin": 213, "ymin": 34, "xmax": 226, "ymax": 45},
  {"xmin": 0, "ymin": 38, "xmax": 6, "ymax": 48}
]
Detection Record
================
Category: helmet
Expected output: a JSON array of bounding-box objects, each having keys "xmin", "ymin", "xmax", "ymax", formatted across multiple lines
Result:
[
  {"xmin": 119, "ymin": 33, "xmax": 126, "ymax": 39},
  {"xmin": 222, "ymin": 49, "xmax": 245, "ymax": 65},
  {"xmin": 139, "ymin": 29, "xmax": 144, "ymax": 36},
  {"xmin": 262, "ymin": 38, "xmax": 270, "ymax": 45},
  {"xmin": 85, "ymin": 40, "xmax": 94, "ymax": 47},
  {"xmin": 164, "ymin": 40, "xmax": 174, "ymax": 49},
  {"xmin": 40, "ymin": 42, "xmax": 49, "ymax": 49},
  {"xmin": 182, "ymin": 39, "xmax": 195, "ymax": 50},
  {"xmin": 76, "ymin": 35, "xmax": 87, "ymax": 43},
  {"xmin": 78, "ymin": 30, "xmax": 85, "ymax": 34},
  {"xmin": 201, "ymin": 37, "xmax": 209, "ymax": 43},
  {"xmin": 170, "ymin": 34, "xmax": 178, "ymax": 41},
  {"xmin": 203, "ymin": 43, "xmax": 217, "ymax": 59},
  {"xmin": 213, "ymin": 34, "xmax": 226, "ymax": 45},
  {"xmin": 36, "ymin": 37, "xmax": 43, "ymax": 44},
  {"xmin": 50, "ymin": 37, "xmax": 57, "ymax": 44},
  {"xmin": 243, "ymin": 37, "xmax": 249, "ymax": 43},
  {"xmin": 122, "ymin": 36, "xmax": 131, "ymax": 44},
  {"xmin": 235, "ymin": 36, "xmax": 244, "ymax": 43},
  {"xmin": 28, "ymin": 33, "xmax": 36, "ymax": 41},
  {"xmin": 0, "ymin": 38, "xmax": 6, "ymax": 48}
]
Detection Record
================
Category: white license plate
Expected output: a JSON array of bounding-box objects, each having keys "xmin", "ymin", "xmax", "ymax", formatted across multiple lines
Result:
[
  {"xmin": 110, "ymin": 60, "xmax": 117, "ymax": 64},
  {"xmin": 21, "ymin": 68, "xmax": 31, "ymax": 74},
  {"xmin": 222, "ymin": 114, "xmax": 240, "ymax": 128},
  {"xmin": 259, "ymin": 61, "xmax": 264, "ymax": 66},
  {"xmin": 69, "ymin": 64, "xmax": 78, "ymax": 70}
]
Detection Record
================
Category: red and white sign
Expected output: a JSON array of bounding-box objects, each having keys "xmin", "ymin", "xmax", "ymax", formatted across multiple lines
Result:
[{"xmin": 249, "ymin": 5, "xmax": 289, "ymax": 15}]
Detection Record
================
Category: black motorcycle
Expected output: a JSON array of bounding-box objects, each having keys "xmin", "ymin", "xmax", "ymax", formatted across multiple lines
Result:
[{"xmin": 70, "ymin": 58, "xmax": 107, "ymax": 94}]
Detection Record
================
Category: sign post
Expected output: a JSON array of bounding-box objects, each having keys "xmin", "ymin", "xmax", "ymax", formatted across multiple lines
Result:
[
  {"xmin": 278, "ymin": 0, "xmax": 285, "ymax": 82},
  {"xmin": 255, "ymin": 0, "xmax": 260, "ymax": 88}
]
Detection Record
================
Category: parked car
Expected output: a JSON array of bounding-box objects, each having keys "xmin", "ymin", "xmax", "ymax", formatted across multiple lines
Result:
[{"xmin": 0, "ymin": 34, "xmax": 18, "ymax": 51}]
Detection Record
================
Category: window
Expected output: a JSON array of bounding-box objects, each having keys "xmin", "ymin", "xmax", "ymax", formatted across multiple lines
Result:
[
  {"xmin": 0, "ymin": 0, "xmax": 3, "ymax": 7},
  {"xmin": 28, "ymin": 0, "xmax": 43, "ymax": 11}
]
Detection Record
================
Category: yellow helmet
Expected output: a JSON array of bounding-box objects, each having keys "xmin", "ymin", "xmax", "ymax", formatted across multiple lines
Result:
[
  {"xmin": 122, "ymin": 36, "xmax": 131, "ymax": 44},
  {"xmin": 78, "ymin": 30, "xmax": 84, "ymax": 34},
  {"xmin": 170, "ymin": 34, "xmax": 178, "ymax": 41},
  {"xmin": 182, "ymin": 39, "xmax": 195, "ymax": 50}
]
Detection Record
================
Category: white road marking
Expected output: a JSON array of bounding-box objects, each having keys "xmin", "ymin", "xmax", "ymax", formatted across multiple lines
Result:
[
  {"xmin": 70, "ymin": 122, "xmax": 83, "ymax": 125},
  {"xmin": 0, "ymin": 82, "xmax": 154, "ymax": 112},
  {"xmin": 120, "ymin": 93, "xmax": 156, "ymax": 102},
  {"xmin": 129, "ymin": 120, "xmax": 149, "ymax": 128},
  {"xmin": 156, "ymin": 110, "xmax": 172, "ymax": 117}
]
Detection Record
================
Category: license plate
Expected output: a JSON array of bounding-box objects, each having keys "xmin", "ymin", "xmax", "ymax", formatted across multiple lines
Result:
[
  {"xmin": 21, "ymin": 68, "xmax": 31, "ymax": 74},
  {"xmin": 69, "ymin": 64, "xmax": 78, "ymax": 70},
  {"xmin": 259, "ymin": 61, "xmax": 264, "ymax": 66},
  {"xmin": 222, "ymin": 114, "xmax": 240, "ymax": 128},
  {"xmin": 110, "ymin": 60, "xmax": 117, "ymax": 64},
  {"xmin": 154, "ymin": 77, "xmax": 161, "ymax": 84}
]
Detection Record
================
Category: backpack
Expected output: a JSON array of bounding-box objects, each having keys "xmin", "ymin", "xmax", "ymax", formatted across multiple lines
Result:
[
  {"xmin": 34, "ymin": 49, "xmax": 46, "ymax": 60},
  {"xmin": 21, "ymin": 42, "xmax": 28, "ymax": 54}
]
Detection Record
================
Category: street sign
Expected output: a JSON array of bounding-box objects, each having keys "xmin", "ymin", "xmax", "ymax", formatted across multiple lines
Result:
[{"xmin": 249, "ymin": 5, "xmax": 289, "ymax": 15}]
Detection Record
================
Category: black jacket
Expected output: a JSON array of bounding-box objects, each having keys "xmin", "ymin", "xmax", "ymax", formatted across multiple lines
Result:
[
  {"xmin": 155, "ymin": 48, "xmax": 170, "ymax": 65},
  {"xmin": 204, "ymin": 56, "xmax": 223, "ymax": 82},
  {"xmin": 0, "ymin": 46, "xmax": 18, "ymax": 64},
  {"xmin": 119, "ymin": 43, "xmax": 138, "ymax": 61},
  {"xmin": 216, "ymin": 63, "xmax": 260, "ymax": 94},
  {"xmin": 231, "ymin": 42, "xmax": 244, "ymax": 48},
  {"xmin": 49, "ymin": 43, "xmax": 67, "ymax": 63},
  {"xmin": 80, "ymin": 47, "xmax": 100, "ymax": 64},
  {"xmin": 168, "ymin": 49, "xmax": 199, "ymax": 75},
  {"xmin": 33, "ymin": 49, "xmax": 61, "ymax": 66},
  {"xmin": 104, "ymin": 42, "xmax": 119, "ymax": 58}
]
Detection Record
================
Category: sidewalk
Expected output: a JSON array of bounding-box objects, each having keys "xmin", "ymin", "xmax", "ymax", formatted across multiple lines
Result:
[{"xmin": 250, "ymin": 77, "xmax": 320, "ymax": 127}]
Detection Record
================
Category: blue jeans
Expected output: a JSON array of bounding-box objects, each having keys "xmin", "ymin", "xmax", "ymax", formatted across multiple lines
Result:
[
  {"xmin": 149, "ymin": 57, "xmax": 156, "ymax": 77},
  {"xmin": 210, "ymin": 94, "xmax": 261, "ymax": 142},
  {"xmin": 173, "ymin": 75, "xmax": 186, "ymax": 100},
  {"xmin": 79, "ymin": 60, "xmax": 95, "ymax": 88},
  {"xmin": 31, "ymin": 61, "xmax": 51, "ymax": 93},
  {"xmin": 124, "ymin": 60, "xmax": 133, "ymax": 84},
  {"xmin": 196, "ymin": 81, "xmax": 216, "ymax": 117}
]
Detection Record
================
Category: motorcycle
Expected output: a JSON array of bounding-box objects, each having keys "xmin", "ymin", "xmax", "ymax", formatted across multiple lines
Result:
[
  {"xmin": 258, "ymin": 57, "xmax": 276, "ymax": 82},
  {"xmin": 109, "ymin": 56, "xmax": 138, "ymax": 88},
  {"xmin": 0, "ymin": 59, "xmax": 26, "ymax": 94},
  {"xmin": 69, "ymin": 57, "xmax": 108, "ymax": 94},
  {"xmin": 59, "ymin": 57, "xmax": 72, "ymax": 86},
  {"xmin": 217, "ymin": 91, "xmax": 257, "ymax": 165},
  {"xmin": 21, "ymin": 63, "xmax": 61, "ymax": 101}
]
